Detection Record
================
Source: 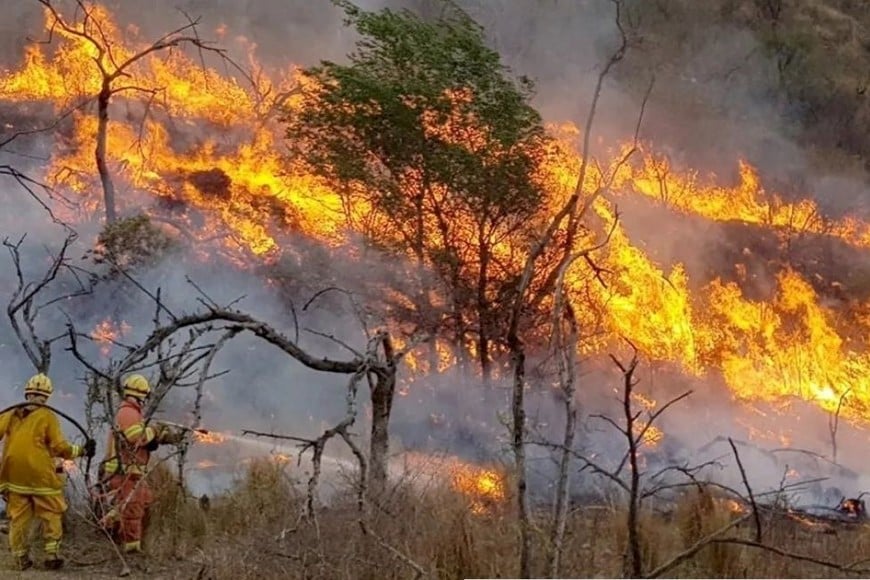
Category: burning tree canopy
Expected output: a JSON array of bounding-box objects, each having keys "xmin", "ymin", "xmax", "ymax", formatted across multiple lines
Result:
[{"xmin": 284, "ymin": 2, "xmax": 554, "ymax": 383}]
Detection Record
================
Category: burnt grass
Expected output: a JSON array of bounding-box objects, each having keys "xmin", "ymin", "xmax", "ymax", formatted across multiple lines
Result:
[{"xmin": 3, "ymin": 461, "xmax": 868, "ymax": 579}]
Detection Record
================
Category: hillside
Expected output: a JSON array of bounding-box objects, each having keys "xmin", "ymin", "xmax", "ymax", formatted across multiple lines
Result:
[
  {"xmin": 0, "ymin": 1, "xmax": 869, "ymax": 578},
  {"xmin": 613, "ymin": 0, "xmax": 870, "ymax": 177}
]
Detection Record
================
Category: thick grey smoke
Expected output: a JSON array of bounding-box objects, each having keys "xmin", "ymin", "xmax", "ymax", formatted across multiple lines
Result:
[{"xmin": 1, "ymin": 0, "xmax": 868, "ymax": 504}]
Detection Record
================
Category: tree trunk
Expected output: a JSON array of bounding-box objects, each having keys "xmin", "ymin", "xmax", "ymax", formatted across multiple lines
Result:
[
  {"xmin": 623, "ymin": 364, "xmax": 642, "ymax": 578},
  {"xmin": 96, "ymin": 82, "xmax": 117, "ymax": 223},
  {"xmin": 477, "ymin": 225, "xmax": 492, "ymax": 385},
  {"xmin": 477, "ymin": 236, "xmax": 492, "ymax": 384},
  {"xmin": 509, "ymin": 336, "xmax": 531, "ymax": 577},
  {"xmin": 548, "ymin": 304, "xmax": 579, "ymax": 577},
  {"xmin": 369, "ymin": 343, "xmax": 396, "ymax": 495}
]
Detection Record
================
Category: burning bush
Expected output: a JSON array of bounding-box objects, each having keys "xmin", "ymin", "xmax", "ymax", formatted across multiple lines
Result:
[
  {"xmin": 89, "ymin": 213, "xmax": 179, "ymax": 277},
  {"xmin": 187, "ymin": 168, "xmax": 232, "ymax": 200}
]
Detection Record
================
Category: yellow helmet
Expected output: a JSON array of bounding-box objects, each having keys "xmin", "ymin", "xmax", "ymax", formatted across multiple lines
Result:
[
  {"xmin": 122, "ymin": 374, "xmax": 151, "ymax": 400},
  {"xmin": 24, "ymin": 373, "xmax": 53, "ymax": 398}
]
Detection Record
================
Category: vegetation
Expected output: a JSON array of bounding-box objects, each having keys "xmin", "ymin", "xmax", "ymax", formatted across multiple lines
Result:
[
  {"xmin": 2, "ymin": 1, "xmax": 869, "ymax": 579},
  {"xmin": 284, "ymin": 1, "xmax": 555, "ymax": 381},
  {"xmin": 18, "ymin": 460, "xmax": 870, "ymax": 579},
  {"xmin": 622, "ymin": 0, "xmax": 870, "ymax": 172},
  {"xmin": 89, "ymin": 214, "xmax": 178, "ymax": 278}
]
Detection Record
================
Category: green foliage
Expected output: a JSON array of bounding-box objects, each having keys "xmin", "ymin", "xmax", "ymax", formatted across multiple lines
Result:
[
  {"xmin": 284, "ymin": 1, "xmax": 553, "ymax": 370},
  {"xmin": 285, "ymin": 0, "xmax": 549, "ymax": 240},
  {"xmin": 89, "ymin": 214, "xmax": 178, "ymax": 277}
]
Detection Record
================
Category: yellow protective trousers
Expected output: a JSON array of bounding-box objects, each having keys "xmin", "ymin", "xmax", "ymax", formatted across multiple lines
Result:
[{"xmin": 6, "ymin": 492, "xmax": 67, "ymax": 558}]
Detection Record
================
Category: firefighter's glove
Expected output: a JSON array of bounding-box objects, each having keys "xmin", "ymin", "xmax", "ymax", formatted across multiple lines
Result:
[
  {"xmin": 83, "ymin": 438, "xmax": 97, "ymax": 458},
  {"xmin": 158, "ymin": 427, "xmax": 185, "ymax": 445},
  {"xmin": 153, "ymin": 422, "xmax": 172, "ymax": 443}
]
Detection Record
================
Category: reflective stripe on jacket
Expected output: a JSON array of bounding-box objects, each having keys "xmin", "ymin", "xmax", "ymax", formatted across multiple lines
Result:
[
  {"xmin": 102, "ymin": 399, "xmax": 156, "ymax": 476},
  {"xmin": 0, "ymin": 407, "xmax": 82, "ymax": 495}
]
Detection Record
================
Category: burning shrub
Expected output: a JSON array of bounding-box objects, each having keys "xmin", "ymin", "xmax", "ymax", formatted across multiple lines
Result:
[
  {"xmin": 89, "ymin": 213, "xmax": 179, "ymax": 277},
  {"xmin": 837, "ymin": 497, "xmax": 866, "ymax": 519},
  {"xmin": 187, "ymin": 168, "xmax": 232, "ymax": 200}
]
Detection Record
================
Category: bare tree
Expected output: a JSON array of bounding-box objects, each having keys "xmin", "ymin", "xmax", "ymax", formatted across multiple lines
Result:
[
  {"xmin": 4, "ymin": 231, "xmax": 93, "ymax": 373},
  {"xmin": 596, "ymin": 349, "xmax": 692, "ymax": 577},
  {"xmin": 67, "ymin": 282, "xmax": 413, "ymax": 496},
  {"xmin": 245, "ymin": 348, "xmax": 428, "ymax": 578},
  {"xmin": 37, "ymin": 0, "xmax": 237, "ymax": 223},
  {"xmin": 503, "ymin": 2, "xmax": 635, "ymax": 573},
  {"xmin": 535, "ymin": 348, "xmax": 851, "ymax": 579},
  {"xmin": 531, "ymin": 347, "xmax": 693, "ymax": 577}
]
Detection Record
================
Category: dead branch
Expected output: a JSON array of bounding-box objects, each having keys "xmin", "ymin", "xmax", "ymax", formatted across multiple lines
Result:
[
  {"xmin": 549, "ymin": 212, "xmax": 620, "ymax": 338},
  {"xmin": 728, "ymin": 437, "xmax": 762, "ymax": 542},
  {"xmin": 242, "ymin": 430, "xmax": 315, "ymax": 445},
  {"xmin": 0, "ymin": 165, "xmax": 75, "ymax": 226},
  {"xmin": 177, "ymin": 327, "xmax": 237, "ymax": 464},
  {"xmin": 303, "ymin": 285, "xmax": 374, "ymax": 340},
  {"xmin": 69, "ymin": 307, "xmax": 364, "ymax": 380},
  {"xmin": 642, "ymin": 513, "xmax": 752, "ymax": 578},
  {"xmin": 4, "ymin": 231, "xmax": 92, "ymax": 373},
  {"xmin": 0, "ymin": 96, "xmax": 96, "ymax": 150},
  {"xmin": 300, "ymin": 414, "xmax": 357, "ymax": 519},
  {"xmin": 303, "ymin": 327, "xmax": 363, "ymax": 358},
  {"xmin": 710, "ymin": 538, "xmax": 870, "ymax": 576},
  {"xmin": 828, "ymin": 386, "xmax": 852, "ymax": 464},
  {"xmin": 357, "ymin": 519, "xmax": 427, "ymax": 579},
  {"xmin": 169, "ymin": 330, "xmax": 235, "ymax": 555}
]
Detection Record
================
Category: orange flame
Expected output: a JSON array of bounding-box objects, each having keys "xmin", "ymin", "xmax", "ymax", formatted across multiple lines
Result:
[
  {"xmin": 272, "ymin": 453, "xmax": 292, "ymax": 465},
  {"xmin": 3, "ymin": 3, "xmax": 870, "ymax": 442},
  {"xmin": 91, "ymin": 318, "xmax": 130, "ymax": 356},
  {"xmin": 194, "ymin": 431, "xmax": 227, "ymax": 445}
]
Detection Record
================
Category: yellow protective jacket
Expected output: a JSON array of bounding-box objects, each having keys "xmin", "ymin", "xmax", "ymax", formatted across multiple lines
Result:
[{"xmin": 0, "ymin": 406, "xmax": 82, "ymax": 495}]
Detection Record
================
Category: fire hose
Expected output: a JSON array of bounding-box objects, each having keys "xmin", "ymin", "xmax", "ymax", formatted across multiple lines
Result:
[{"xmin": 157, "ymin": 420, "xmax": 209, "ymax": 435}]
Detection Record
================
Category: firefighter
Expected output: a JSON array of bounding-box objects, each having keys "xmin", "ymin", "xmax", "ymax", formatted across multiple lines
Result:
[
  {"xmin": 99, "ymin": 374, "xmax": 182, "ymax": 556},
  {"xmin": 0, "ymin": 373, "xmax": 96, "ymax": 570}
]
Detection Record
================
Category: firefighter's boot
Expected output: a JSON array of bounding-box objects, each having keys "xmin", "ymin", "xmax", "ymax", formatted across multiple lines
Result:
[{"xmin": 15, "ymin": 554, "xmax": 33, "ymax": 571}]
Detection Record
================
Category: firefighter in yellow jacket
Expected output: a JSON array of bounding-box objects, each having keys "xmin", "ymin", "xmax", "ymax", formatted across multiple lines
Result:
[{"xmin": 0, "ymin": 374, "xmax": 96, "ymax": 570}]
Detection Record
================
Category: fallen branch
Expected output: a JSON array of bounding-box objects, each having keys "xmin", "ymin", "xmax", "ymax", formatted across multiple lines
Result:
[
  {"xmin": 710, "ymin": 538, "xmax": 870, "ymax": 576},
  {"xmin": 643, "ymin": 513, "xmax": 752, "ymax": 578}
]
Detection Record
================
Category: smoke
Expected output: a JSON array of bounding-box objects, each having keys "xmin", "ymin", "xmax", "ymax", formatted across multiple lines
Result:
[{"xmin": 1, "ymin": 0, "xmax": 869, "ymax": 506}]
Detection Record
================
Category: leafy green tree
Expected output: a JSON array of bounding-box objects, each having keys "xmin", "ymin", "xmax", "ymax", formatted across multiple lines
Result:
[{"xmin": 284, "ymin": 0, "xmax": 552, "ymax": 381}]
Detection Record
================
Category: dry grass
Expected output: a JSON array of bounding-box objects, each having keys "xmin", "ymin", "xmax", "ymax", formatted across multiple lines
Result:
[
  {"xmin": 24, "ymin": 461, "xmax": 870, "ymax": 578},
  {"xmin": 5, "ymin": 462, "xmax": 870, "ymax": 578}
]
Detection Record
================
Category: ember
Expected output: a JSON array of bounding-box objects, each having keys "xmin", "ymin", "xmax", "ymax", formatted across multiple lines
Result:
[{"xmin": 837, "ymin": 498, "xmax": 866, "ymax": 519}]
